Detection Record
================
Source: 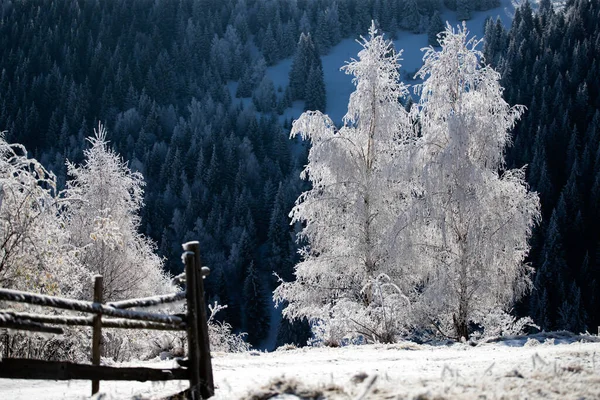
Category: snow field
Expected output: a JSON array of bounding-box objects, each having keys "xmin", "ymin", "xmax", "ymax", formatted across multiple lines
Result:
[
  {"xmin": 219, "ymin": 340, "xmax": 600, "ymax": 399},
  {"xmin": 1, "ymin": 339, "xmax": 599, "ymax": 399}
]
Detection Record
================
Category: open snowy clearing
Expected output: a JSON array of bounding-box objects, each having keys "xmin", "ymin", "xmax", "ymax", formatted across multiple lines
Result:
[{"xmin": 1, "ymin": 335, "xmax": 599, "ymax": 399}]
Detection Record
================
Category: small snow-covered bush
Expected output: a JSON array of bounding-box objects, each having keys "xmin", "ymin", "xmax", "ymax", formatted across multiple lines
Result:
[
  {"xmin": 306, "ymin": 318, "xmax": 348, "ymax": 347},
  {"xmin": 355, "ymin": 274, "xmax": 411, "ymax": 343},
  {"xmin": 306, "ymin": 275, "xmax": 411, "ymax": 346},
  {"xmin": 207, "ymin": 302, "xmax": 250, "ymax": 353},
  {"xmin": 471, "ymin": 308, "xmax": 539, "ymax": 340}
]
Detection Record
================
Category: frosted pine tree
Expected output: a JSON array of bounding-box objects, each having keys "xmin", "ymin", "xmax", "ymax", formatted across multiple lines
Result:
[
  {"xmin": 63, "ymin": 123, "xmax": 172, "ymax": 302},
  {"xmin": 413, "ymin": 24, "xmax": 540, "ymax": 340},
  {"xmin": 274, "ymin": 23, "xmax": 416, "ymax": 343}
]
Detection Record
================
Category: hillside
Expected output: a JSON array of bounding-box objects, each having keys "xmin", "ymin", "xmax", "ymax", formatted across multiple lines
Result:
[{"xmin": 259, "ymin": 0, "xmax": 516, "ymax": 125}]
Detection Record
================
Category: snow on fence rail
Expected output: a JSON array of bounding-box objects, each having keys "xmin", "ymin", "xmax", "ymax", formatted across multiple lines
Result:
[{"xmin": 0, "ymin": 241, "xmax": 214, "ymax": 399}]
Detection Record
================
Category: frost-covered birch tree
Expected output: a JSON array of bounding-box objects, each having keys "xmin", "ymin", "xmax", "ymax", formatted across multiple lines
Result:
[
  {"xmin": 0, "ymin": 131, "xmax": 93, "ymax": 361},
  {"xmin": 0, "ymin": 132, "xmax": 86, "ymax": 296},
  {"xmin": 274, "ymin": 23, "xmax": 416, "ymax": 343},
  {"xmin": 413, "ymin": 24, "xmax": 540, "ymax": 340},
  {"xmin": 63, "ymin": 123, "xmax": 172, "ymax": 302}
]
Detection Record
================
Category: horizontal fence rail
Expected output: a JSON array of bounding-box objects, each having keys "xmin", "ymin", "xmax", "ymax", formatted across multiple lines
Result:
[
  {"xmin": 0, "ymin": 311, "xmax": 187, "ymax": 331},
  {"xmin": 0, "ymin": 313, "xmax": 65, "ymax": 334},
  {"xmin": 106, "ymin": 291, "xmax": 187, "ymax": 309},
  {"xmin": 0, "ymin": 358, "xmax": 190, "ymax": 381},
  {"xmin": 0, "ymin": 289, "xmax": 184, "ymax": 325}
]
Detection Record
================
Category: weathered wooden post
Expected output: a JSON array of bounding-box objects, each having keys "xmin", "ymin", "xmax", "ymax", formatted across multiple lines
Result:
[
  {"xmin": 91, "ymin": 275, "xmax": 103, "ymax": 396},
  {"xmin": 183, "ymin": 241, "xmax": 214, "ymax": 399},
  {"xmin": 183, "ymin": 250, "xmax": 201, "ymax": 399}
]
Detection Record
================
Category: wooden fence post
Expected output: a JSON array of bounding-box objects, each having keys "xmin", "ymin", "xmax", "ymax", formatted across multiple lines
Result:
[
  {"xmin": 91, "ymin": 275, "xmax": 103, "ymax": 396},
  {"xmin": 183, "ymin": 241, "xmax": 214, "ymax": 399},
  {"xmin": 183, "ymin": 250, "xmax": 201, "ymax": 399}
]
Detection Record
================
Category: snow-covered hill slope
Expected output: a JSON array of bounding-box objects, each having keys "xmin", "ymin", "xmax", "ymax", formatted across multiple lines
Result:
[
  {"xmin": 269, "ymin": 0, "xmax": 516, "ymax": 125},
  {"xmin": 1, "ymin": 335, "xmax": 599, "ymax": 399}
]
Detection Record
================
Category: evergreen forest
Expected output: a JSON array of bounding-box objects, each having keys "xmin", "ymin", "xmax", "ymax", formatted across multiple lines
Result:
[{"xmin": 485, "ymin": 0, "xmax": 600, "ymax": 334}]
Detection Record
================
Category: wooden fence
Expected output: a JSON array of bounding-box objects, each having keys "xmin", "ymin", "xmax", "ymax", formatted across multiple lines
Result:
[{"xmin": 0, "ymin": 241, "xmax": 213, "ymax": 399}]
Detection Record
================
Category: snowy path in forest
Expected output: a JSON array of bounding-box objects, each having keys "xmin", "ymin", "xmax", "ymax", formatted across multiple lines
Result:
[{"xmin": 1, "ymin": 339, "xmax": 600, "ymax": 399}]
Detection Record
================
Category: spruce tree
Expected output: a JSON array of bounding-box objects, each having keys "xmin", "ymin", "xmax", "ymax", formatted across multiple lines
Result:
[
  {"xmin": 304, "ymin": 65, "xmax": 326, "ymax": 112},
  {"xmin": 456, "ymin": 0, "xmax": 472, "ymax": 21},
  {"xmin": 428, "ymin": 11, "xmax": 445, "ymax": 47},
  {"xmin": 402, "ymin": 0, "xmax": 422, "ymax": 33},
  {"xmin": 275, "ymin": 316, "xmax": 312, "ymax": 348},
  {"xmin": 243, "ymin": 261, "xmax": 270, "ymax": 346},
  {"xmin": 288, "ymin": 33, "xmax": 312, "ymax": 100}
]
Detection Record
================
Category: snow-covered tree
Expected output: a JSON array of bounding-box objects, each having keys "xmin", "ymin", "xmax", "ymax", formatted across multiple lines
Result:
[
  {"xmin": 413, "ymin": 24, "xmax": 540, "ymax": 340},
  {"xmin": 0, "ymin": 132, "xmax": 85, "ymax": 296},
  {"xmin": 63, "ymin": 123, "xmax": 172, "ymax": 302},
  {"xmin": 0, "ymin": 132, "xmax": 93, "ymax": 362},
  {"xmin": 274, "ymin": 23, "xmax": 416, "ymax": 343}
]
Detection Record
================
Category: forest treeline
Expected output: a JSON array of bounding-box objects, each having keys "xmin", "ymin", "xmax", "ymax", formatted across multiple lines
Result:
[
  {"xmin": 1, "ymin": 0, "xmax": 597, "ymax": 349},
  {"xmin": 485, "ymin": 0, "xmax": 600, "ymax": 334}
]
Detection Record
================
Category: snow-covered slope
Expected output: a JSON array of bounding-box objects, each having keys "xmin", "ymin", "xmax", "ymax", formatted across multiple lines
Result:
[
  {"xmin": 268, "ymin": 0, "xmax": 516, "ymax": 125},
  {"xmin": 1, "ymin": 336, "xmax": 599, "ymax": 399}
]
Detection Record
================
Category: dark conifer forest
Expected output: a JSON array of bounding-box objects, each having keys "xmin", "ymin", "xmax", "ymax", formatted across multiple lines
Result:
[
  {"xmin": 1, "ymin": 0, "xmax": 598, "ymax": 348},
  {"xmin": 485, "ymin": 0, "xmax": 600, "ymax": 334}
]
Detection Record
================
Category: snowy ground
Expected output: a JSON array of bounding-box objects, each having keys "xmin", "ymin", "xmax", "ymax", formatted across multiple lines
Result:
[{"xmin": 1, "ymin": 334, "xmax": 599, "ymax": 399}]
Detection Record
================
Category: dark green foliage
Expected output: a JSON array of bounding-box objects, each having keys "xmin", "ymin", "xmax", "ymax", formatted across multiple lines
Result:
[
  {"xmin": 456, "ymin": 0, "xmax": 472, "ymax": 20},
  {"xmin": 288, "ymin": 33, "xmax": 312, "ymax": 100},
  {"xmin": 253, "ymin": 76, "xmax": 277, "ymax": 112},
  {"xmin": 489, "ymin": 0, "xmax": 600, "ymax": 333},
  {"xmin": 275, "ymin": 316, "xmax": 312, "ymax": 348},
  {"xmin": 445, "ymin": 0, "xmax": 499, "ymax": 13},
  {"xmin": 402, "ymin": 0, "xmax": 422, "ymax": 33},
  {"xmin": 0, "ymin": 0, "xmax": 308, "ymax": 345},
  {"xmin": 288, "ymin": 33, "xmax": 326, "ymax": 111},
  {"xmin": 243, "ymin": 262, "xmax": 271, "ymax": 346},
  {"xmin": 304, "ymin": 66, "xmax": 326, "ymax": 112},
  {"xmin": 236, "ymin": 70, "xmax": 254, "ymax": 98},
  {"xmin": 262, "ymin": 25, "xmax": 279, "ymax": 66},
  {"xmin": 428, "ymin": 11, "xmax": 445, "ymax": 46}
]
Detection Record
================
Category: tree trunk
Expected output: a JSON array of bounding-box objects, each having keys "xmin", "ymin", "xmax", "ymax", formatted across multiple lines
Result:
[
  {"xmin": 453, "ymin": 312, "xmax": 468, "ymax": 341},
  {"xmin": 455, "ymin": 236, "xmax": 469, "ymax": 341}
]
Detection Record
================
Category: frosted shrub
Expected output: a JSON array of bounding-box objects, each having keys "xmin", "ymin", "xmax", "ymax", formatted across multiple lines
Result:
[
  {"xmin": 307, "ymin": 315, "xmax": 354, "ymax": 347},
  {"xmin": 0, "ymin": 326, "xmax": 89, "ymax": 362},
  {"xmin": 304, "ymin": 275, "xmax": 411, "ymax": 346},
  {"xmin": 471, "ymin": 308, "xmax": 539, "ymax": 340},
  {"xmin": 358, "ymin": 274, "xmax": 411, "ymax": 343},
  {"xmin": 321, "ymin": 275, "xmax": 411, "ymax": 345},
  {"xmin": 147, "ymin": 332, "xmax": 185, "ymax": 358},
  {"xmin": 207, "ymin": 302, "xmax": 250, "ymax": 353}
]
